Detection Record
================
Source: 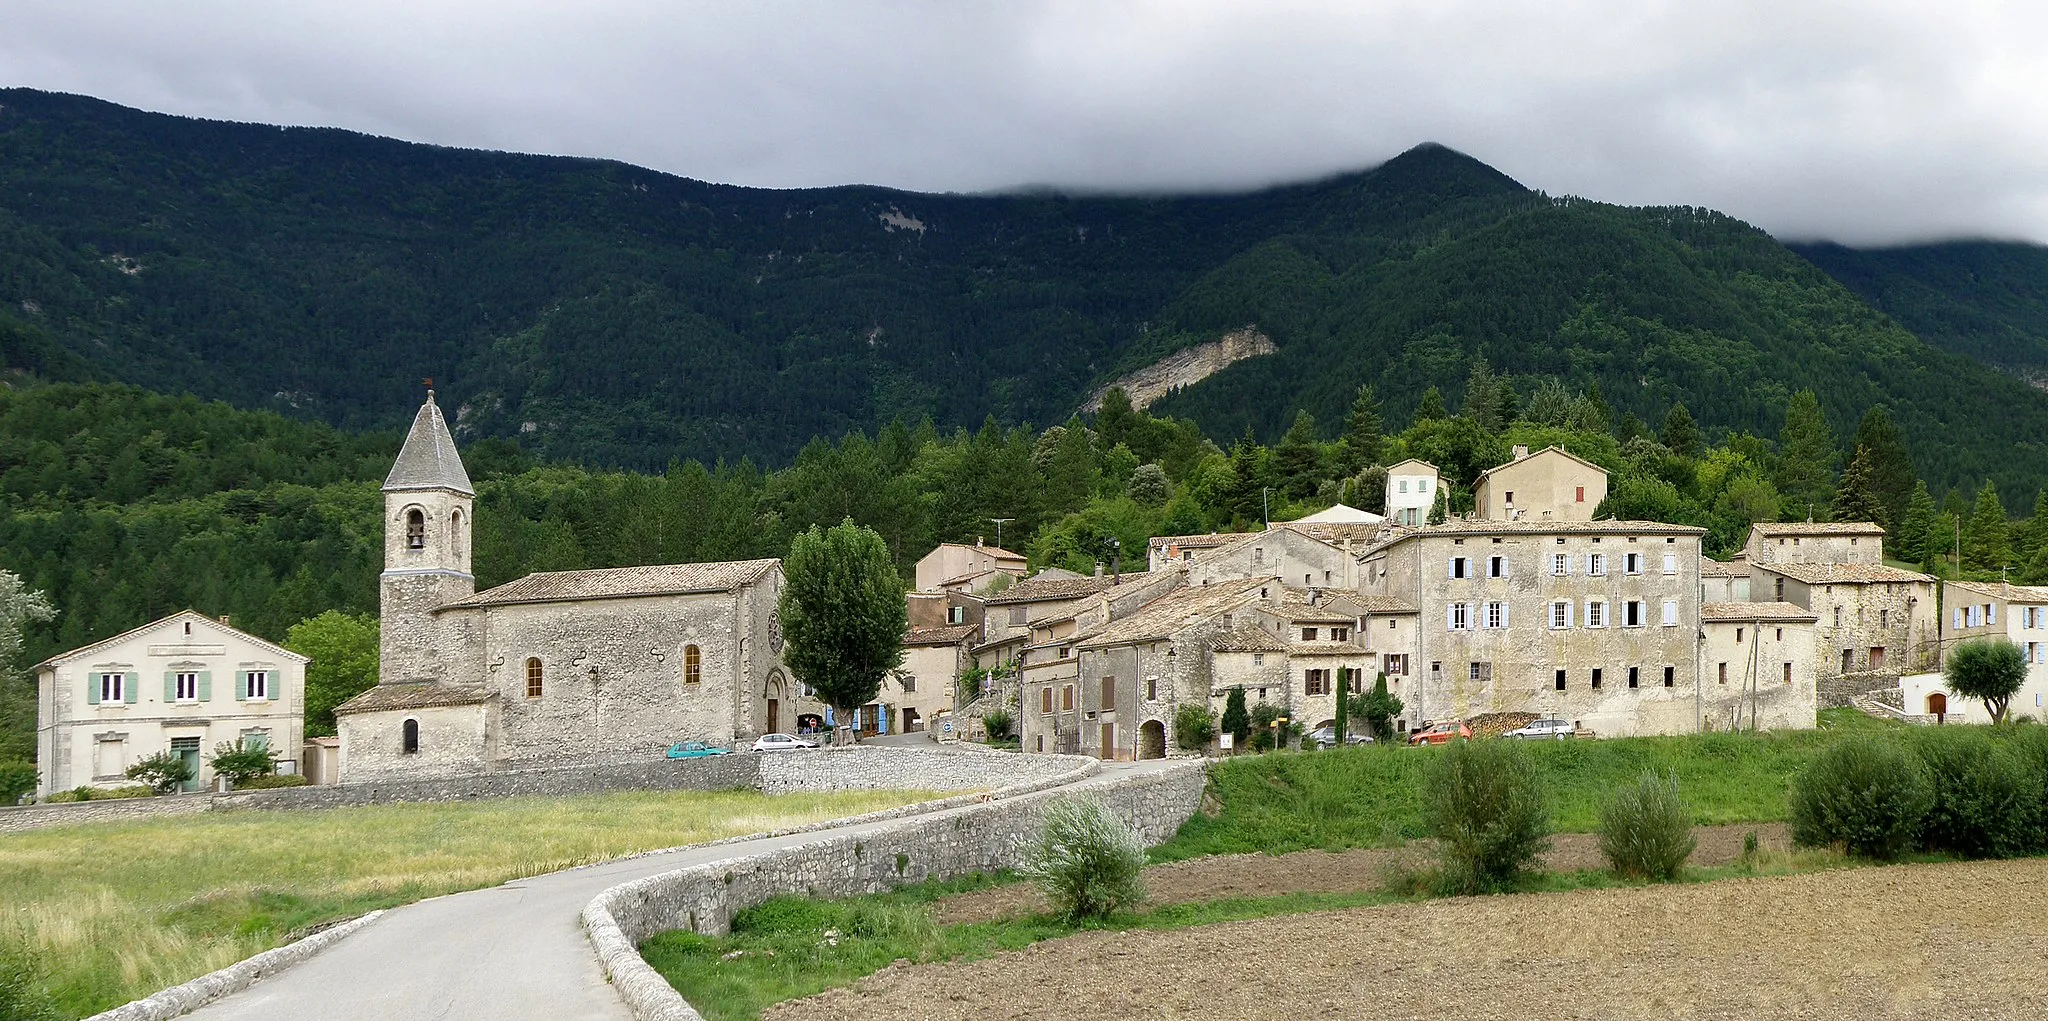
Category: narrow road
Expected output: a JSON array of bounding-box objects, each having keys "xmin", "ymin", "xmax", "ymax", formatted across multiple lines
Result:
[{"xmin": 184, "ymin": 759, "xmax": 1169, "ymax": 1021}]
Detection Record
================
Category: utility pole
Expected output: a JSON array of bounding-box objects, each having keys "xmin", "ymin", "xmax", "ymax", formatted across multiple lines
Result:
[
  {"xmin": 989, "ymin": 517, "xmax": 1015, "ymax": 548},
  {"xmin": 1262, "ymin": 487, "xmax": 1271, "ymax": 527}
]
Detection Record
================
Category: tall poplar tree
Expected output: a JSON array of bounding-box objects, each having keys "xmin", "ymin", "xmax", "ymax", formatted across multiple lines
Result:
[
  {"xmin": 1775, "ymin": 390, "xmax": 1837, "ymax": 521},
  {"xmin": 779, "ymin": 519, "xmax": 907, "ymax": 736}
]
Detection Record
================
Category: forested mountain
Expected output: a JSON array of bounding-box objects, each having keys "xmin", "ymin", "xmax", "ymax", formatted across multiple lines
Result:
[
  {"xmin": 1791, "ymin": 240, "xmax": 2048, "ymax": 383},
  {"xmin": 7, "ymin": 88, "xmax": 2048, "ymax": 493}
]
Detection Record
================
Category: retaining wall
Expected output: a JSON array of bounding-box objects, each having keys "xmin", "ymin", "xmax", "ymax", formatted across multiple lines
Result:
[{"xmin": 583, "ymin": 760, "xmax": 1208, "ymax": 1021}]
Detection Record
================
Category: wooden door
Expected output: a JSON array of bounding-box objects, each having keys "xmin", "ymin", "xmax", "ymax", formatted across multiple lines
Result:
[
  {"xmin": 767, "ymin": 698, "xmax": 780, "ymax": 734},
  {"xmin": 1099, "ymin": 723, "xmax": 1115, "ymax": 760}
]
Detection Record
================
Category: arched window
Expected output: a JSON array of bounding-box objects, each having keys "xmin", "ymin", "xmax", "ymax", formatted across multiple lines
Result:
[
  {"xmin": 525, "ymin": 657, "xmax": 543, "ymax": 698},
  {"xmin": 684, "ymin": 645, "xmax": 701, "ymax": 686},
  {"xmin": 405, "ymin": 509, "xmax": 426, "ymax": 550},
  {"xmin": 450, "ymin": 509, "xmax": 464, "ymax": 558},
  {"xmin": 402, "ymin": 718, "xmax": 420, "ymax": 754}
]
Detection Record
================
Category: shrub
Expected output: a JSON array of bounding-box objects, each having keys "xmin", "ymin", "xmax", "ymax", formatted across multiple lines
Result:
[
  {"xmin": 1789, "ymin": 737, "xmax": 1932, "ymax": 860},
  {"xmin": 1421, "ymin": 738, "xmax": 1550, "ymax": 893},
  {"xmin": 232, "ymin": 773, "xmax": 310, "ymax": 790},
  {"xmin": 0, "ymin": 933, "xmax": 61, "ymax": 1021},
  {"xmin": 1221, "ymin": 687, "xmax": 1250, "ymax": 747},
  {"xmin": 0, "ymin": 762, "xmax": 36, "ymax": 806},
  {"xmin": 1911, "ymin": 728, "xmax": 2042, "ymax": 859},
  {"xmin": 982, "ymin": 709, "xmax": 1014, "ymax": 742},
  {"xmin": 1173, "ymin": 704, "xmax": 1215, "ymax": 751},
  {"xmin": 125, "ymin": 751, "xmax": 193, "ymax": 795},
  {"xmin": 209, "ymin": 740, "xmax": 280, "ymax": 785},
  {"xmin": 1019, "ymin": 796, "xmax": 1147, "ymax": 921},
  {"xmin": 1597, "ymin": 770, "xmax": 1696, "ymax": 881}
]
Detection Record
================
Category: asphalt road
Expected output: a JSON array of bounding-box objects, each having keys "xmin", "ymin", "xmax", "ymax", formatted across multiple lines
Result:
[{"xmin": 184, "ymin": 758, "xmax": 1163, "ymax": 1021}]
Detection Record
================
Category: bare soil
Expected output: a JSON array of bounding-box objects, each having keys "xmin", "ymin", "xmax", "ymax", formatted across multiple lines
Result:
[
  {"xmin": 934, "ymin": 822, "xmax": 1792, "ymax": 925},
  {"xmin": 782, "ymin": 855, "xmax": 2048, "ymax": 1021}
]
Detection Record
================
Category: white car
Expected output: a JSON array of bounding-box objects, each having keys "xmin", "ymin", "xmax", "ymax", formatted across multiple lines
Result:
[
  {"xmin": 750, "ymin": 733, "xmax": 819, "ymax": 752},
  {"xmin": 1506, "ymin": 718, "xmax": 1575, "ymax": 740}
]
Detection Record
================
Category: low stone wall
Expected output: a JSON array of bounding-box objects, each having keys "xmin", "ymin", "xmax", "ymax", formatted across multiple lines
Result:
[
  {"xmin": 216, "ymin": 756, "xmax": 760, "ymax": 811},
  {"xmin": 0, "ymin": 793, "xmax": 214, "ymax": 835},
  {"xmin": 582, "ymin": 761, "xmax": 1207, "ymax": 1021},
  {"xmin": 1820, "ymin": 670, "xmax": 1898, "ymax": 709},
  {"xmin": 754, "ymin": 743, "xmax": 1078, "ymax": 794}
]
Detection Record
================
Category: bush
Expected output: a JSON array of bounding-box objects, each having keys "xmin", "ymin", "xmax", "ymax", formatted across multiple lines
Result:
[
  {"xmin": 232, "ymin": 773, "xmax": 310, "ymax": 790},
  {"xmin": 1173, "ymin": 704, "xmax": 1215, "ymax": 751},
  {"xmin": 208, "ymin": 740, "xmax": 280, "ymax": 785},
  {"xmin": 1421, "ymin": 738, "xmax": 1550, "ymax": 893},
  {"xmin": 1789, "ymin": 737, "xmax": 1932, "ymax": 860},
  {"xmin": 981, "ymin": 709, "xmax": 1014, "ymax": 742},
  {"xmin": 1597, "ymin": 770, "xmax": 1696, "ymax": 880},
  {"xmin": 1911, "ymin": 728, "xmax": 2042, "ymax": 859},
  {"xmin": 125, "ymin": 751, "xmax": 193, "ymax": 795},
  {"xmin": 1019, "ymin": 796, "xmax": 1147, "ymax": 922},
  {"xmin": 0, "ymin": 762, "xmax": 36, "ymax": 806},
  {"xmin": 0, "ymin": 934, "xmax": 61, "ymax": 1021}
]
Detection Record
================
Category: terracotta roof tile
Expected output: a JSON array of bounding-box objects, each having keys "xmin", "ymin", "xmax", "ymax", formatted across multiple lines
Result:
[
  {"xmin": 1076, "ymin": 578, "xmax": 1269, "ymax": 650},
  {"xmin": 1751, "ymin": 521, "xmax": 1886, "ymax": 536},
  {"xmin": 1214, "ymin": 622, "xmax": 1288, "ymax": 652},
  {"xmin": 985, "ymin": 573, "xmax": 1126, "ymax": 605},
  {"xmin": 1944, "ymin": 580, "xmax": 2048, "ymax": 603},
  {"xmin": 905, "ymin": 624, "xmax": 980, "ymax": 646},
  {"xmin": 1701, "ymin": 601, "xmax": 1820, "ymax": 622},
  {"xmin": 442, "ymin": 559, "xmax": 777, "ymax": 608},
  {"xmin": 1752, "ymin": 562, "xmax": 1934, "ymax": 585},
  {"xmin": 334, "ymin": 682, "xmax": 493, "ymax": 714},
  {"xmin": 1356, "ymin": 519, "xmax": 1706, "ymax": 559}
]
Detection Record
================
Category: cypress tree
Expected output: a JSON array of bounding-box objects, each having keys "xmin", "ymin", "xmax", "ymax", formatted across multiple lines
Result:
[
  {"xmin": 1852, "ymin": 407, "xmax": 1916, "ymax": 531},
  {"xmin": 1897, "ymin": 481, "xmax": 1936, "ymax": 563},
  {"xmin": 1339, "ymin": 383, "xmax": 1384, "ymax": 476},
  {"xmin": 1775, "ymin": 390, "xmax": 1837, "ymax": 521},
  {"xmin": 1221, "ymin": 686, "xmax": 1251, "ymax": 749},
  {"xmin": 1427, "ymin": 483, "xmax": 1448, "ymax": 525},
  {"xmin": 1829, "ymin": 446, "xmax": 1886, "ymax": 525},
  {"xmin": 1660, "ymin": 403, "xmax": 1703, "ymax": 458},
  {"xmin": 1357, "ymin": 672, "xmax": 1404, "ymax": 743},
  {"xmin": 1964, "ymin": 482, "xmax": 2012, "ymax": 572}
]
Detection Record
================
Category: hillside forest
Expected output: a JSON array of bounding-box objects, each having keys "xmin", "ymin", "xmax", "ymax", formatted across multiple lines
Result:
[{"xmin": 4, "ymin": 374, "xmax": 2046, "ymax": 767}]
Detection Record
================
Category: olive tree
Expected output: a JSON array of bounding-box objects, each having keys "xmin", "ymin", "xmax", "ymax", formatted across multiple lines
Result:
[{"xmin": 1945, "ymin": 638, "xmax": 2027, "ymax": 724}]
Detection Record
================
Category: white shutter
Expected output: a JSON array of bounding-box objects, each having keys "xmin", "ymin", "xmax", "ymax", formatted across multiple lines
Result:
[
  {"xmin": 1989, "ymin": 603, "xmax": 1998, "ymax": 626},
  {"xmin": 1663, "ymin": 554, "xmax": 1678, "ymax": 574},
  {"xmin": 1662, "ymin": 600, "xmax": 1678, "ymax": 626},
  {"xmin": 1956, "ymin": 608, "xmax": 1966, "ymax": 629},
  {"xmin": 1500, "ymin": 603, "xmax": 1509, "ymax": 628},
  {"xmin": 1446, "ymin": 606, "xmax": 1458, "ymax": 631},
  {"xmin": 1565, "ymin": 601, "xmax": 1575, "ymax": 629}
]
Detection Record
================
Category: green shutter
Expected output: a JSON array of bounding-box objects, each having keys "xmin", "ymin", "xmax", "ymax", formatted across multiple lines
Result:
[
  {"xmin": 165, "ymin": 671, "xmax": 178, "ymax": 702},
  {"xmin": 198, "ymin": 671, "xmax": 212, "ymax": 701},
  {"xmin": 86, "ymin": 675, "xmax": 100, "ymax": 706},
  {"xmin": 123, "ymin": 674, "xmax": 138, "ymax": 704},
  {"xmin": 234, "ymin": 672, "xmax": 247, "ymax": 701}
]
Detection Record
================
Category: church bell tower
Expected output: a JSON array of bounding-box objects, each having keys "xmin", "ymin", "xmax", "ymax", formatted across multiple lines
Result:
[{"xmin": 378, "ymin": 390, "xmax": 477, "ymax": 684}]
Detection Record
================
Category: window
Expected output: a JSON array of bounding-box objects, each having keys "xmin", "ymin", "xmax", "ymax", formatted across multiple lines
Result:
[
  {"xmin": 1484, "ymin": 601, "xmax": 1505, "ymax": 629},
  {"xmin": 451, "ymin": 509, "xmax": 464, "ymax": 558},
  {"xmin": 1253, "ymin": 653, "xmax": 1265, "ymax": 665},
  {"xmin": 1775, "ymin": 577, "xmax": 1786, "ymax": 600},
  {"xmin": 1550, "ymin": 601, "xmax": 1572, "ymax": 630},
  {"xmin": 1624, "ymin": 600, "xmax": 1644, "ymax": 627},
  {"xmin": 1505, "ymin": 490, "xmax": 1515, "ymax": 505},
  {"xmin": 948, "ymin": 605, "xmax": 965, "ymax": 624},
  {"xmin": 1146, "ymin": 677, "xmax": 1158, "ymax": 700},
  {"xmin": 1449, "ymin": 603, "xmax": 1471, "ymax": 630},
  {"xmin": 1332, "ymin": 627, "xmax": 1350, "ymax": 641},
  {"xmin": 1661, "ymin": 600, "xmax": 1678, "ymax": 626},
  {"xmin": 174, "ymin": 671, "xmax": 199, "ymax": 702},
  {"xmin": 95, "ymin": 672, "xmax": 126, "ymax": 705},
  {"xmin": 1628, "ymin": 666, "xmax": 1640, "ymax": 689},
  {"xmin": 1488, "ymin": 555, "xmax": 1507, "ymax": 578},
  {"xmin": 1988, "ymin": 604, "xmax": 1998, "ymax": 626},
  {"xmin": 1575, "ymin": 486, "xmax": 1586, "ymax": 503},
  {"xmin": 1010, "ymin": 606, "xmax": 1027, "ymax": 626},
  {"xmin": 525, "ymin": 657, "xmax": 543, "ymax": 698},
  {"xmin": 1420, "ymin": 479, "xmax": 1430, "ymax": 492},
  {"xmin": 1776, "ymin": 628, "xmax": 1783, "ymax": 641},
  {"xmin": 1591, "ymin": 668, "xmax": 1602, "ymax": 690},
  {"xmin": 1399, "ymin": 480, "xmax": 1409, "ymax": 493},
  {"xmin": 1718, "ymin": 662, "xmax": 1728, "ymax": 685},
  {"xmin": 900, "ymin": 674, "xmax": 916, "ymax": 693},
  {"xmin": 1555, "ymin": 669, "xmax": 1567, "ymax": 691},
  {"xmin": 1585, "ymin": 601, "xmax": 1606, "ymax": 628},
  {"xmin": 1879, "ymin": 609, "xmax": 1888, "ymax": 628},
  {"xmin": 1344, "ymin": 668, "xmax": 1363, "ymax": 694},
  {"xmin": 1870, "ymin": 647, "xmax": 1887, "ymax": 670},
  {"xmin": 684, "ymin": 645, "xmax": 702, "ymax": 685},
  {"xmin": 1552, "ymin": 552, "xmax": 1570, "ymax": 576},
  {"xmin": 1449, "ymin": 557, "xmax": 1469, "ymax": 579},
  {"xmin": 1100, "ymin": 676, "xmax": 1116, "ymax": 710},
  {"xmin": 1040, "ymin": 688, "xmax": 1053, "ymax": 714},
  {"xmin": 1302, "ymin": 627, "xmax": 1319, "ymax": 641},
  {"xmin": 1736, "ymin": 627, "xmax": 1745, "ymax": 644},
  {"xmin": 1469, "ymin": 662, "xmax": 1492, "ymax": 683},
  {"xmin": 241, "ymin": 671, "xmax": 270, "ymax": 701},
  {"xmin": 1384, "ymin": 653, "xmax": 1409, "ymax": 675},
  {"xmin": 1624, "ymin": 552, "xmax": 1643, "ymax": 575},
  {"xmin": 402, "ymin": 718, "xmax": 420, "ymax": 754},
  {"xmin": 1587, "ymin": 552, "xmax": 1607, "ymax": 576},
  {"xmin": 1060, "ymin": 685, "xmax": 1075, "ymax": 711},
  {"xmin": 1836, "ymin": 606, "xmax": 1844, "ymax": 628},
  {"xmin": 405, "ymin": 509, "xmax": 425, "ymax": 550},
  {"xmin": 1784, "ymin": 662, "xmax": 1793, "ymax": 685},
  {"xmin": 1663, "ymin": 666, "xmax": 1675, "ymax": 687},
  {"xmin": 1305, "ymin": 669, "xmax": 1328, "ymax": 695},
  {"xmin": 1968, "ymin": 605, "xmax": 1982, "ymax": 627},
  {"xmin": 1252, "ymin": 547, "xmax": 1264, "ymax": 565},
  {"xmin": 1663, "ymin": 553, "xmax": 1678, "ymax": 575}
]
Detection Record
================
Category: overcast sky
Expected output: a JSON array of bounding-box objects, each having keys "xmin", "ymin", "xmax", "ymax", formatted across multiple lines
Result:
[{"xmin": 4, "ymin": 1, "xmax": 2045, "ymax": 245}]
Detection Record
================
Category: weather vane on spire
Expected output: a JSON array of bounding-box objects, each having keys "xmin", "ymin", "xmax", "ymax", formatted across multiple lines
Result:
[{"xmin": 423, "ymin": 377, "xmax": 434, "ymax": 395}]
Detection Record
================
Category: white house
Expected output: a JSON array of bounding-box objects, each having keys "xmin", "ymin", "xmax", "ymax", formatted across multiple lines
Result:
[
  {"xmin": 1384, "ymin": 459, "xmax": 1440, "ymax": 527},
  {"xmin": 33, "ymin": 611, "xmax": 307, "ymax": 797}
]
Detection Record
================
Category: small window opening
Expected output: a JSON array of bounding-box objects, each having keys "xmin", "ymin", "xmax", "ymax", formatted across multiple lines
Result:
[
  {"xmin": 525, "ymin": 657, "xmax": 543, "ymax": 698},
  {"xmin": 402, "ymin": 718, "xmax": 420, "ymax": 754},
  {"xmin": 405, "ymin": 509, "xmax": 426, "ymax": 550},
  {"xmin": 684, "ymin": 645, "xmax": 702, "ymax": 685}
]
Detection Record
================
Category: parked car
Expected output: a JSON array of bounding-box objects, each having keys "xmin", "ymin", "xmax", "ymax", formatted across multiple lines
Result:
[
  {"xmin": 1505, "ymin": 718, "xmax": 1575, "ymax": 741},
  {"xmin": 665, "ymin": 741, "xmax": 729, "ymax": 759},
  {"xmin": 1307, "ymin": 726, "xmax": 1373, "ymax": 748},
  {"xmin": 1407, "ymin": 720, "xmax": 1473, "ymax": 746},
  {"xmin": 750, "ymin": 733, "xmax": 819, "ymax": 752}
]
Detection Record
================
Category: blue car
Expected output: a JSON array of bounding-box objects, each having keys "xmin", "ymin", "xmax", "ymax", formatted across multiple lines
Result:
[{"xmin": 666, "ymin": 741, "xmax": 729, "ymax": 759}]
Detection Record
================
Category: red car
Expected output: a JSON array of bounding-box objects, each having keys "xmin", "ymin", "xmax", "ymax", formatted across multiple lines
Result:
[{"xmin": 1407, "ymin": 720, "xmax": 1474, "ymax": 745}]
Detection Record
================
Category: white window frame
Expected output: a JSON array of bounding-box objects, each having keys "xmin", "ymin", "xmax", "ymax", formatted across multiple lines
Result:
[
  {"xmin": 1449, "ymin": 602, "xmax": 1471, "ymax": 631},
  {"xmin": 1552, "ymin": 552, "xmax": 1570, "ymax": 576},
  {"xmin": 246, "ymin": 670, "xmax": 271, "ymax": 701},
  {"xmin": 1587, "ymin": 552, "xmax": 1606, "ymax": 577},
  {"xmin": 175, "ymin": 671, "xmax": 199, "ymax": 702},
  {"xmin": 1987, "ymin": 603, "xmax": 1998, "ymax": 626},
  {"xmin": 1550, "ymin": 600, "xmax": 1572, "ymax": 630},
  {"xmin": 1484, "ymin": 601, "xmax": 1505, "ymax": 629},
  {"xmin": 99, "ymin": 672, "xmax": 125, "ymax": 704},
  {"xmin": 1661, "ymin": 600, "xmax": 1679, "ymax": 626},
  {"xmin": 1585, "ymin": 601, "xmax": 1606, "ymax": 629}
]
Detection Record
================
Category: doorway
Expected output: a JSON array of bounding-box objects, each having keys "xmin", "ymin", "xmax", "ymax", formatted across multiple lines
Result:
[
  {"xmin": 902, "ymin": 708, "xmax": 921, "ymax": 733},
  {"xmin": 767, "ymin": 698, "xmax": 780, "ymax": 735},
  {"xmin": 169, "ymin": 736, "xmax": 202, "ymax": 793},
  {"xmin": 1138, "ymin": 720, "xmax": 1165, "ymax": 760},
  {"xmin": 1099, "ymin": 723, "xmax": 1115, "ymax": 760},
  {"xmin": 1927, "ymin": 692, "xmax": 1948, "ymax": 722}
]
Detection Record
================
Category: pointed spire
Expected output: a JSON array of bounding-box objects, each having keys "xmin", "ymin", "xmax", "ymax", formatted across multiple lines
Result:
[{"xmin": 383, "ymin": 390, "xmax": 474, "ymax": 495}]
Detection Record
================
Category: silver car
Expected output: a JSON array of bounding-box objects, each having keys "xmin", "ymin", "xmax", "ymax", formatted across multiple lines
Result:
[
  {"xmin": 1308, "ymin": 726, "xmax": 1373, "ymax": 748},
  {"xmin": 750, "ymin": 733, "xmax": 819, "ymax": 752},
  {"xmin": 1506, "ymin": 718, "xmax": 1574, "ymax": 740}
]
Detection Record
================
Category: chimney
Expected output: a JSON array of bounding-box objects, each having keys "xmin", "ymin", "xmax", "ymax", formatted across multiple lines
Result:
[
  {"xmin": 1094, "ymin": 562, "xmax": 1104, "ymax": 577},
  {"xmin": 976, "ymin": 536, "xmax": 984, "ymax": 547},
  {"xmin": 1512, "ymin": 444, "xmax": 1529, "ymax": 460},
  {"xmin": 218, "ymin": 614, "xmax": 232, "ymax": 626}
]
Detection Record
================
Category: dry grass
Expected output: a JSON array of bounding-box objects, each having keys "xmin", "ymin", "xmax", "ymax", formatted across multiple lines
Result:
[{"xmin": 0, "ymin": 788, "xmax": 934, "ymax": 1019}]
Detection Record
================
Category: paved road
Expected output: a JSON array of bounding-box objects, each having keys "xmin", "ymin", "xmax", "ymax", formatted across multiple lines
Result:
[{"xmin": 186, "ymin": 759, "xmax": 1167, "ymax": 1021}]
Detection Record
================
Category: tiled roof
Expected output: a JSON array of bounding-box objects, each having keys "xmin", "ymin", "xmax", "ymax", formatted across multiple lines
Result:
[
  {"xmin": 1148, "ymin": 532, "xmax": 1256, "ymax": 550},
  {"xmin": 441, "ymin": 559, "xmax": 777, "ymax": 608},
  {"xmin": 1944, "ymin": 580, "xmax": 2048, "ymax": 603},
  {"xmin": 1076, "ymin": 578, "xmax": 1269, "ymax": 650},
  {"xmin": 1751, "ymin": 561, "xmax": 1935, "ymax": 585},
  {"xmin": 985, "ymin": 573, "xmax": 1120, "ymax": 605},
  {"xmin": 1357, "ymin": 519, "xmax": 1706, "ymax": 558},
  {"xmin": 970, "ymin": 632, "xmax": 1027, "ymax": 655},
  {"xmin": 1351, "ymin": 594, "xmax": 1419, "ymax": 614},
  {"xmin": 1702, "ymin": 601, "xmax": 1820, "ymax": 623},
  {"xmin": 1698, "ymin": 559, "xmax": 1745, "ymax": 578},
  {"xmin": 1751, "ymin": 521, "xmax": 1886, "ymax": 537},
  {"xmin": 384, "ymin": 394, "xmax": 474, "ymax": 495},
  {"xmin": 905, "ymin": 624, "xmax": 980, "ymax": 646},
  {"xmin": 1289, "ymin": 639, "xmax": 1369, "ymax": 654},
  {"xmin": 1275, "ymin": 600, "xmax": 1356, "ymax": 624},
  {"xmin": 334, "ymin": 682, "xmax": 492, "ymax": 714},
  {"xmin": 1275, "ymin": 521, "xmax": 1393, "ymax": 545},
  {"xmin": 1214, "ymin": 622, "xmax": 1287, "ymax": 653}
]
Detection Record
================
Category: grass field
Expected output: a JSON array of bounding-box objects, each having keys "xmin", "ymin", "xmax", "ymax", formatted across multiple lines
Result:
[{"xmin": 0, "ymin": 788, "xmax": 935, "ymax": 1019}]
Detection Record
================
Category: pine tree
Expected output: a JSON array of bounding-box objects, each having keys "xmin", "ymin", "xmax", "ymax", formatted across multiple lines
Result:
[
  {"xmin": 2017, "ymin": 489, "xmax": 2048, "ymax": 566},
  {"xmin": 1852, "ymin": 407, "xmax": 1916, "ymax": 531},
  {"xmin": 1274, "ymin": 409, "xmax": 1322, "ymax": 500},
  {"xmin": 1829, "ymin": 446, "xmax": 1886, "ymax": 525},
  {"xmin": 1414, "ymin": 386, "xmax": 1448, "ymax": 424},
  {"xmin": 1221, "ymin": 686, "xmax": 1251, "ymax": 748},
  {"xmin": 1660, "ymin": 403, "xmax": 1702, "ymax": 458},
  {"xmin": 1928, "ymin": 511, "xmax": 1960, "ymax": 575},
  {"xmin": 1338, "ymin": 384, "xmax": 1384, "ymax": 476},
  {"xmin": 1964, "ymin": 482, "xmax": 2012, "ymax": 572},
  {"xmin": 1775, "ymin": 390, "xmax": 1837, "ymax": 521},
  {"xmin": 1897, "ymin": 481, "xmax": 1936, "ymax": 563},
  {"xmin": 1463, "ymin": 358, "xmax": 1501, "ymax": 432},
  {"xmin": 1427, "ymin": 483, "xmax": 1448, "ymax": 525}
]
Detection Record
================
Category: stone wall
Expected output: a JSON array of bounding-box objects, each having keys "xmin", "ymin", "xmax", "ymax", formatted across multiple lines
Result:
[
  {"xmin": 1820, "ymin": 669, "xmax": 1898, "ymax": 709},
  {"xmin": 0, "ymin": 792, "xmax": 214, "ymax": 834},
  {"xmin": 583, "ymin": 761, "xmax": 1206, "ymax": 1021}
]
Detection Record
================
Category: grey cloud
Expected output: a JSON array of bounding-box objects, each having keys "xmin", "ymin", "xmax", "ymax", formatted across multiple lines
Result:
[{"xmin": 2, "ymin": 0, "xmax": 2044, "ymax": 244}]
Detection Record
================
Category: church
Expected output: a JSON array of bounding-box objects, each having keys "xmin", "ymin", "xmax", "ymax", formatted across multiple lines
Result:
[{"xmin": 334, "ymin": 394, "xmax": 817, "ymax": 781}]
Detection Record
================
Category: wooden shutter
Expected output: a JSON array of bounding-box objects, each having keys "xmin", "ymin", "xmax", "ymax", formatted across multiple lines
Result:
[
  {"xmin": 235, "ymin": 671, "xmax": 248, "ymax": 701},
  {"xmin": 165, "ymin": 671, "xmax": 178, "ymax": 702},
  {"xmin": 86, "ymin": 675, "xmax": 101, "ymax": 705},
  {"xmin": 198, "ymin": 671, "xmax": 212, "ymax": 701},
  {"xmin": 123, "ymin": 674, "xmax": 138, "ymax": 704}
]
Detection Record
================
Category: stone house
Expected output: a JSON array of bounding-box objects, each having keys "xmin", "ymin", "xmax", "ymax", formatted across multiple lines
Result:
[
  {"xmin": 1700, "ymin": 558, "xmax": 1750, "ymax": 602},
  {"xmin": 1356, "ymin": 520, "xmax": 1709, "ymax": 736},
  {"xmin": 1921, "ymin": 580, "xmax": 2048, "ymax": 721},
  {"xmin": 1747, "ymin": 560, "xmax": 1937, "ymax": 706},
  {"xmin": 33, "ymin": 610, "xmax": 308, "ymax": 797},
  {"xmin": 1352, "ymin": 594, "xmax": 1422, "ymax": 731},
  {"xmin": 1187, "ymin": 527, "xmax": 1360, "ymax": 592},
  {"xmin": 1744, "ymin": 521, "xmax": 1886, "ymax": 567},
  {"xmin": 1699, "ymin": 602, "xmax": 1820, "ymax": 731},
  {"xmin": 913, "ymin": 542, "xmax": 1027, "ymax": 594},
  {"xmin": 1469, "ymin": 445, "xmax": 1608, "ymax": 523},
  {"xmin": 907, "ymin": 590, "xmax": 983, "ymax": 631},
  {"xmin": 1147, "ymin": 532, "xmax": 1255, "ymax": 571},
  {"xmin": 1250, "ymin": 597, "xmax": 1376, "ymax": 734},
  {"xmin": 887, "ymin": 624, "xmax": 980, "ymax": 735},
  {"xmin": 335, "ymin": 394, "xmax": 816, "ymax": 782},
  {"xmin": 1383, "ymin": 459, "xmax": 1440, "ymax": 527}
]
